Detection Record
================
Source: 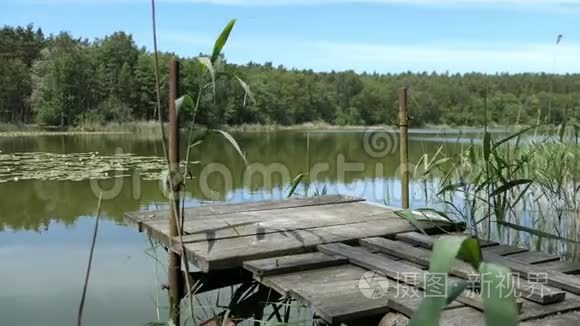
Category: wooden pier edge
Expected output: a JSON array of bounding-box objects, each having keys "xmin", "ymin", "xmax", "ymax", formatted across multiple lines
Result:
[{"xmin": 123, "ymin": 195, "xmax": 580, "ymax": 325}]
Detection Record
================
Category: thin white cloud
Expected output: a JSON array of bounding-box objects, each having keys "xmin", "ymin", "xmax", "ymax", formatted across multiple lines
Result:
[
  {"xmin": 222, "ymin": 38, "xmax": 580, "ymax": 73},
  {"xmin": 317, "ymin": 41, "xmax": 580, "ymax": 73},
  {"xmin": 162, "ymin": 0, "xmax": 580, "ymax": 6},
  {"xmin": 157, "ymin": 27, "xmax": 580, "ymax": 73}
]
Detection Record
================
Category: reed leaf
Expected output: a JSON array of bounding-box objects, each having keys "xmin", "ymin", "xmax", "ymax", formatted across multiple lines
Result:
[
  {"xmin": 211, "ymin": 19, "xmax": 236, "ymax": 63},
  {"xmin": 478, "ymin": 262, "xmax": 518, "ymax": 326},
  {"xmin": 493, "ymin": 125, "xmax": 540, "ymax": 149},
  {"xmin": 235, "ymin": 75, "xmax": 255, "ymax": 106},
  {"xmin": 446, "ymin": 280, "xmax": 467, "ymax": 305},
  {"xmin": 213, "ymin": 129, "xmax": 247, "ymax": 164},
  {"xmin": 495, "ymin": 221, "xmax": 580, "ymax": 244},
  {"xmin": 483, "ymin": 131, "xmax": 492, "ymax": 161},
  {"xmin": 489, "ymin": 179, "xmax": 533, "ymax": 196},
  {"xmin": 198, "ymin": 56, "xmax": 216, "ymax": 98},
  {"xmin": 437, "ymin": 182, "xmax": 466, "ymax": 196},
  {"xmin": 175, "ymin": 94, "xmax": 194, "ymax": 117},
  {"xmin": 287, "ymin": 173, "xmax": 304, "ymax": 198},
  {"xmin": 410, "ymin": 235, "xmax": 481, "ymax": 326},
  {"xmin": 394, "ymin": 209, "xmax": 429, "ymax": 235}
]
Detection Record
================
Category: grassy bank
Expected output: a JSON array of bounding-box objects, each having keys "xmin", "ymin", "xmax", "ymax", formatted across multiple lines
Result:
[{"xmin": 0, "ymin": 121, "xmax": 158, "ymax": 137}]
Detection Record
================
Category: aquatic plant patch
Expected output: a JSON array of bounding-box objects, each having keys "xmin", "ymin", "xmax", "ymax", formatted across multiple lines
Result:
[{"xmin": 0, "ymin": 152, "xmax": 169, "ymax": 182}]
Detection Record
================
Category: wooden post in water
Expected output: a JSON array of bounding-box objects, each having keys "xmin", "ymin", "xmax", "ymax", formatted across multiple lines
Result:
[
  {"xmin": 399, "ymin": 87, "xmax": 410, "ymax": 209},
  {"xmin": 168, "ymin": 58, "xmax": 183, "ymax": 325}
]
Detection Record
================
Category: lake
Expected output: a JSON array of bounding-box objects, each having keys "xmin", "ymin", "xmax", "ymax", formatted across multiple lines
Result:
[{"xmin": 0, "ymin": 129, "xmax": 577, "ymax": 325}]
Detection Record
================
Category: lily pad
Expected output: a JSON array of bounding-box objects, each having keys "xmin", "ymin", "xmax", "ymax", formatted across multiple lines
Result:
[{"xmin": 0, "ymin": 152, "xmax": 175, "ymax": 183}]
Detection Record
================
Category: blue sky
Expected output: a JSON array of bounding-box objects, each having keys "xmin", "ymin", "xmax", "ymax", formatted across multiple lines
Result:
[{"xmin": 2, "ymin": 0, "xmax": 580, "ymax": 73}]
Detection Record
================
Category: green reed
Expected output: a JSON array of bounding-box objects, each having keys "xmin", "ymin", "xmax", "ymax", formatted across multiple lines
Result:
[
  {"xmin": 415, "ymin": 121, "xmax": 578, "ymax": 247},
  {"xmin": 403, "ymin": 121, "xmax": 578, "ymax": 326}
]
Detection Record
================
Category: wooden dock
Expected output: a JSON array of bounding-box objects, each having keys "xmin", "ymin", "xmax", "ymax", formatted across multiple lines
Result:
[{"xmin": 125, "ymin": 195, "xmax": 580, "ymax": 325}]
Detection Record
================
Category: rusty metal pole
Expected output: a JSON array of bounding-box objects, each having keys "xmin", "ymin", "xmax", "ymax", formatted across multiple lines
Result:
[
  {"xmin": 399, "ymin": 87, "xmax": 410, "ymax": 209},
  {"xmin": 168, "ymin": 58, "xmax": 183, "ymax": 325}
]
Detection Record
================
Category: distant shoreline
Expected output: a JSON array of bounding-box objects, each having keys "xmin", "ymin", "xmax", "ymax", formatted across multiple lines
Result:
[
  {"xmin": 0, "ymin": 120, "xmax": 534, "ymax": 137},
  {"xmin": 225, "ymin": 122, "xmax": 515, "ymax": 133}
]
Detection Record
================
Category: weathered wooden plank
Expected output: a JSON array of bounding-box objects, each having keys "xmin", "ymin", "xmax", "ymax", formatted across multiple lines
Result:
[
  {"xmin": 442, "ymin": 233, "xmax": 500, "ymax": 247},
  {"xmin": 140, "ymin": 200, "xmax": 414, "ymax": 245},
  {"xmin": 379, "ymin": 253, "xmax": 426, "ymax": 270},
  {"xmin": 423, "ymin": 292, "xmax": 580, "ymax": 324},
  {"xmin": 179, "ymin": 218, "xmax": 450, "ymax": 271},
  {"xmin": 362, "ymin": 236, "xmax": 477, "ymax": 275},
  {"xmin": 507, "ymin": 251, "xmax": 561, "ymax": 265},
  {"xmin": 168, "ymin": 201, "xmax": 401, "ymax": 244},
  {"xmin": 125, "ymin": 194, "xmax": 363, "ymax": 229},
  {"xmin": 384, "ymin": 232, "xmax": 580, "ymax": 301},
  {"xmin": 262, "ymin": 264, "xmax": 461, "ymax": 324},
  {"xmin": 438, "ymin": 292, "xmax": 580, "ymax": 323},
  {"xmin": 317, "ymin": 243, "xmax": 487, "ymax": 311},
  {"xmin": 360, "ymin": 237, "xmax": 565, "ymax": 305},
  {"xmin": 371, "ymin": 265, "xmax": 580, "ymax": 323},
  {"xmin": 485, "ymin": 253, "xmax": 580, "ymax": 295},
  {"xmin": 299, "ymin": 282, "xmax": 460, "ymax": 324},
  {"xmin": 340, "ymin": 245, "xmax": 426, "ymax": 270},
  {"xmin": 289, "ymin": 282, "xmax": 392, "ymax": 323},
  {"xmin": 395, "ymin": 232, "xmax": 498, "ymax": 249},
  {"xmin": 260, "ymin": 264, "xmax": 364, "ymax": 296},
  {"xmin": 396, "ymin": 232, "xmax": 566, "ymax": 266},
  {"xmin": 482, "ymin": 245, "xmax": 529, "ymax": 256},
  {"xmin": 393, "ymin": 231, "xmax": 436, "ymax": 248},
  {"xmin": 243, "ymin": 252, "xmax": 348, "ymax": 277},
  {"xmin": 535, "ymin": 260, "xmax": 580, "ymax": 274},
  {"xmin": 439, "ymin": 307, "xmax": 484, "ymax": 326},
  {"xmin": 520, "ymin": 292, "xmax": 580, "ymax": 321},
  {"xmin": 386, "ymin": 233, "xmax": 580, "ymax": 301},
  {"xmin": 375, "ymin": 252, "xmax": 404, "ymax": 262},
  {"xmin": 522, "ymin": 310, "xmax": 580, "ymax": 325},
  {"xmin": 439, "ymin": 294, "xmax": 580, "ymax": 325}
]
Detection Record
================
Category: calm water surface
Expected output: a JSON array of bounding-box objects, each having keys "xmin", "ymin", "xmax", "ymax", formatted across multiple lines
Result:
[{"xmin": 0, "ymin": 129, "xmax": 571, "ymax": 325}]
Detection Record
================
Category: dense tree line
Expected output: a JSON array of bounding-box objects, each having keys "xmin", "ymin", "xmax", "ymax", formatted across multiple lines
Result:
[{"xmin": 1, "ymin": 24, "xmax": 578, "ymax": 127}]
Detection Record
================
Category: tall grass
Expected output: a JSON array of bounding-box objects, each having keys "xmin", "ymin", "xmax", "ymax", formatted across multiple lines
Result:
[
  {"xmin": 401, "ymin": 121, "xmax": 578, "ymax": 326},
  {"xmin": 407, "ymin": 121, "xmax": 579, "ymax": 325},
  {"xmin": 75, "ymin": 120, "xmax": 161, "ymax": 134},
  {"xmin": 415, "ymin": 121, "xmax": 579, "ymax": 249}
]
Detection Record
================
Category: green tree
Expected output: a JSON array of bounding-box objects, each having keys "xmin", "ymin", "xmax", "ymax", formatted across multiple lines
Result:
[
  {"xmin": 31, "ymin": 33, "xmax": 93, "ymax": 125},
  {"xmin": 134, "ymin": 54, "xmax": 157, "ymax": 120},
  {"xmin": 0, "ymin": 24, "xmax": 44, "ymax": 122},
  {"xmin": 2, "ymin": 23, "xmax": 579, "ymax": 127}
]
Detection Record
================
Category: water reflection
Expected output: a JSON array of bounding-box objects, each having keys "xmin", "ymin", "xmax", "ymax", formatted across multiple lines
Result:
[
  {"xmin": 0, "ymin": 217, "xmax": 160, "ymax": 326},
  {"xmin": 1, "ymin": 130, "xmax": 577, "ymax": 326},
  {"xmin": 0, "ymin": 130, "xmax": 469, "ymax": 231}
]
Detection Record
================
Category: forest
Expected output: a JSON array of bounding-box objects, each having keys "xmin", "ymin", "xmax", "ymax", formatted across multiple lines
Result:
[{"xmin": 1, "ymin": 24, "xmax": 578, "ymax": 127}]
